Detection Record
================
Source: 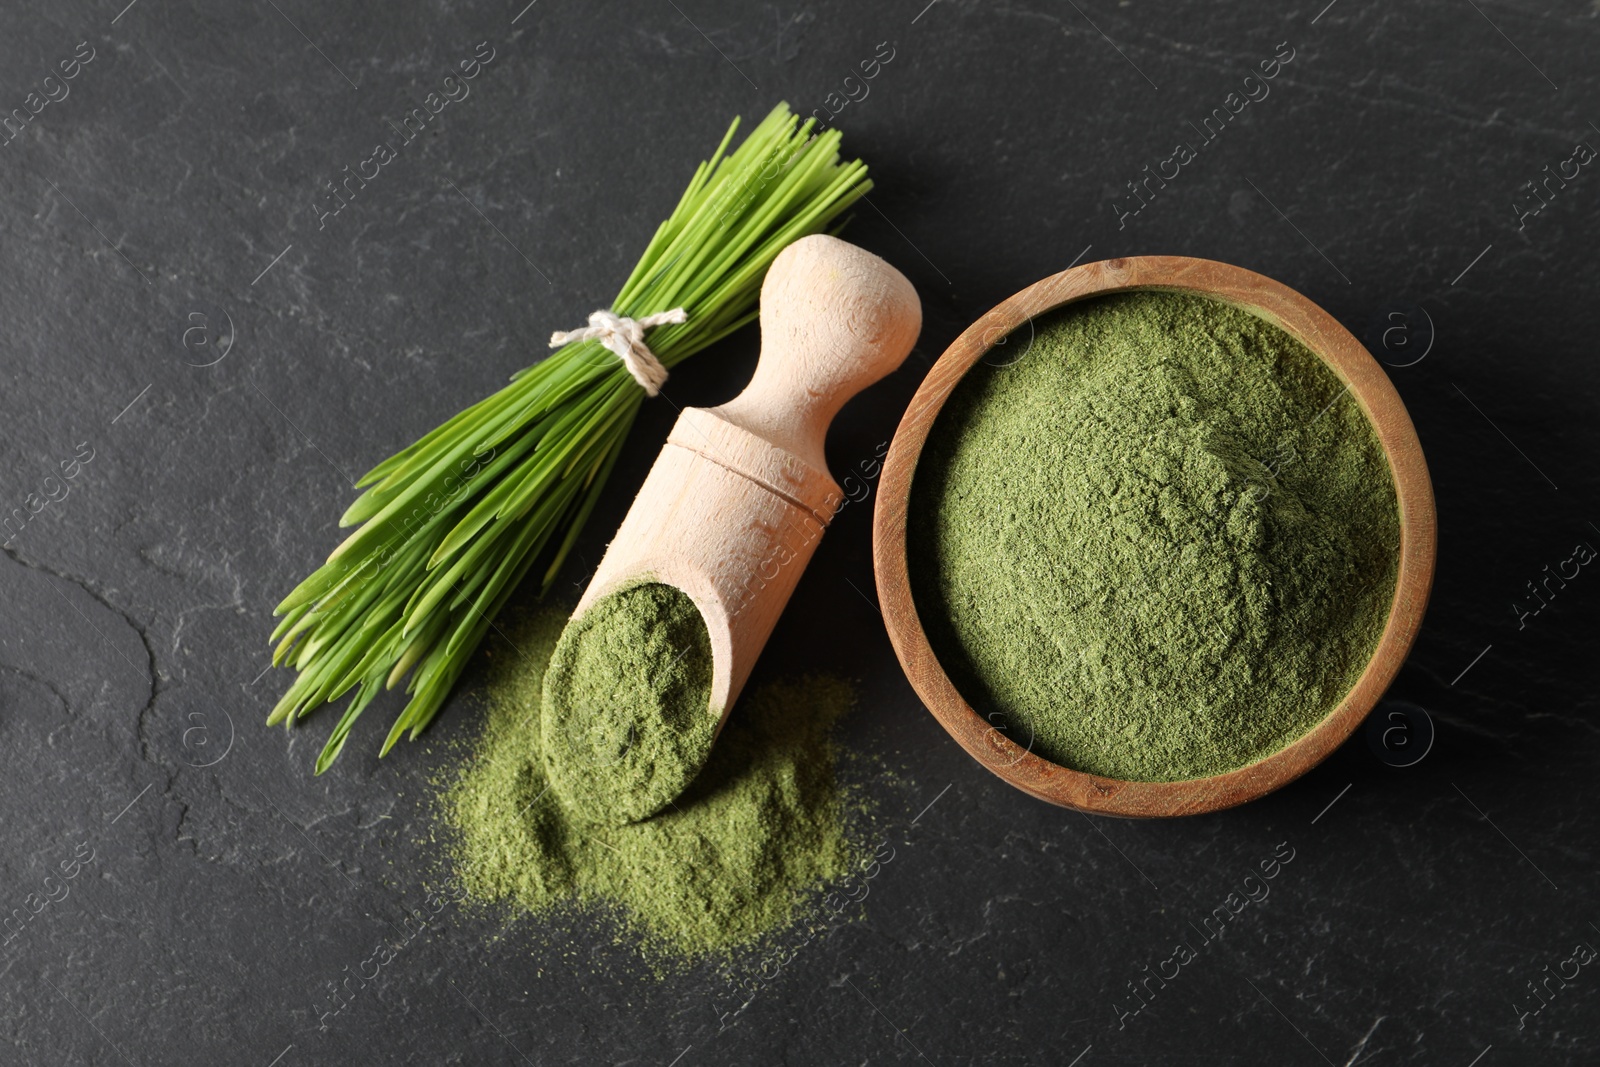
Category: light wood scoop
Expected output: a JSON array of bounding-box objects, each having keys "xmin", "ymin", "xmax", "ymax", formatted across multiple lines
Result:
[{"xmin": 572, "ymin": 234, "xmax": 922, "ymax": 730}]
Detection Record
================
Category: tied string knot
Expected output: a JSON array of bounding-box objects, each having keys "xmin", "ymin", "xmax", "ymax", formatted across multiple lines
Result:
[{"xmin": 548, "ymin": 308, "xmax": 687, "ymax": 397}]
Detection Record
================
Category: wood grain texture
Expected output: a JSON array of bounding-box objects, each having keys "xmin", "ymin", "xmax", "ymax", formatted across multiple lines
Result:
[
  {"xmin": 872, "ymin": 256, "xmax": 1437, "ymax": 818},
  {"xmin": 575, "ymin": 235, "xmax": 922, "ymax": 729}
]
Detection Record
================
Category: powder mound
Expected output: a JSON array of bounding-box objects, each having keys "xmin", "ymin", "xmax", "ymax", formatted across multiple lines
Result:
[
  {"xmin": 910, "ymin": 291, "xmax": 1400, "ymax": 781},
  {"xmin": 445, "ymin": 604, "xmax": 864, "ymax": 963},
  {"xmin": 540, "ymin": 583, "xmax": 717, "ymax": 825}
]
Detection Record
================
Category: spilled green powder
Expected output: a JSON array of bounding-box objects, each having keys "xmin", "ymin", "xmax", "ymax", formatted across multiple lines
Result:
[
  {"xmin": 910, "ymin": 291, "xmax": 1400, "ymax": 782},
  {"xmin": 444, "ymin": 604, "xmax": 864, "ymax": 962},
  {"xmin": 540, "ymin": 583, "xmax": 717, "ymax": 825}
]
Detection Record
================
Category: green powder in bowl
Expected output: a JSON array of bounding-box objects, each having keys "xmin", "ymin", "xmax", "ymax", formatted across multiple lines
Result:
[
  {"xmin": 540, "ymin": 583, "xmax": 718, "ymax": 826},
  {"xmin": 908, "ymin": 290, "xmax": 1400, "ymax": 782}
]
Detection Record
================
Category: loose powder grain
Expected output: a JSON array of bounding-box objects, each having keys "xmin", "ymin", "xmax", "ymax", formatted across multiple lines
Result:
[
  {"xmin": 443, "ymin": 604, "xmax": 866, "ymax": 962},
  {"xmin": 909, "ymin": 290, "xmax": 1400, "ymax": 781},
  {"xmin": 540, "ymin": 583, "xmax": 717, "ymax": 825}
]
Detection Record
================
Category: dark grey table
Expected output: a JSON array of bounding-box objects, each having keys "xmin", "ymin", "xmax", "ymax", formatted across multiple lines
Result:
[{"xmin": 2, "ymin": 1, "xmax": 1595, "ymax": 1063}]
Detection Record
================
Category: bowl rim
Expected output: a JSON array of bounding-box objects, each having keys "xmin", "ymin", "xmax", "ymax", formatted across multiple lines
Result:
[{"xmin": 871, "ymin": 255, "xmax": 1438, "ymax": 817}]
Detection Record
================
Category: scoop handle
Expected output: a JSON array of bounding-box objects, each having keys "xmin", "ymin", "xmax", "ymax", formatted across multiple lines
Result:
[{"xmin": 712, "ymin": 234, "xmax": 922, "ymax": 474}]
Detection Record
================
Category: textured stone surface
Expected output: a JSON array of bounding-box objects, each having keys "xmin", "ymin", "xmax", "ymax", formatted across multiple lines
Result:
[{"xmin": 0, "ymin": 0, "xmax": 1596, "ymax": 1063}]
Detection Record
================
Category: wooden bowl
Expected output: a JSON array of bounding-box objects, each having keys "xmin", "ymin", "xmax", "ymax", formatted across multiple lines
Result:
[{"xmin": 872, "ymin": 256, "xmax": 1436, "ymax": 817}]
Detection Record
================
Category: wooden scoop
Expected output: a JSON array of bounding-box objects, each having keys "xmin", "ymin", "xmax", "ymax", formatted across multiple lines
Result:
[{"xmin": 572, "ymin": 234, "xmax": 922, "ymax": 731}]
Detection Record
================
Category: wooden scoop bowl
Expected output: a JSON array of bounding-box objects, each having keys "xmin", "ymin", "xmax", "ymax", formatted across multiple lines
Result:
[
  {"xmin": 872, "ymin": 256, "xmax": 1436, "ymax": 818},
  {"xmin": 573, "ymin": 234, "xmax": 922, "ymax": 729}
]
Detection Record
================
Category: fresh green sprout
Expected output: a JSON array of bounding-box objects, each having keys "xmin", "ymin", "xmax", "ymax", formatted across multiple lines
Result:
[{"xmin": 268, "ymin": 103, "xmax": 873, "ymax": 773}]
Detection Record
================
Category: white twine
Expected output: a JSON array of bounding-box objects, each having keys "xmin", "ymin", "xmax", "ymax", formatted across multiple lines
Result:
[{"xmin": 549, "ymin": 308, "xmax": 687, "ymax": 397}]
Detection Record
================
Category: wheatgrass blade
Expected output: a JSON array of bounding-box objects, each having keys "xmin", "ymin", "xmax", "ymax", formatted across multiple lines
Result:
[{"xmin": 269, "ymin": 104, "xmax": 873, "ymax": 772}]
